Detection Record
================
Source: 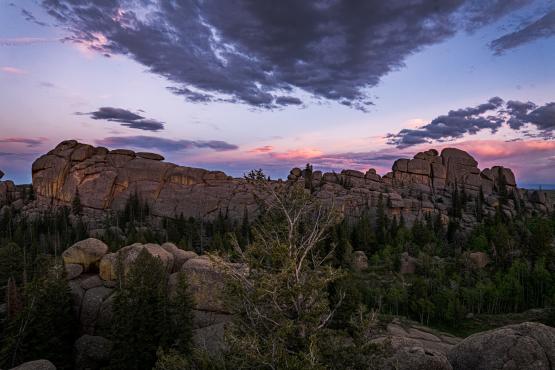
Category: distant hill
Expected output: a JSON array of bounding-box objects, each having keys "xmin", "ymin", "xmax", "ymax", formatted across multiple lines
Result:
[{"xmin": 520, "ymin": 184, "xmax": 555, "ymax": 190}]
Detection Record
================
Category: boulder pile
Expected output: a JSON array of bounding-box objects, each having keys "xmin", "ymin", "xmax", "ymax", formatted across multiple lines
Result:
[{"xmin": 62, "ymin": 238, "xmax": 236, "ymax": 354}]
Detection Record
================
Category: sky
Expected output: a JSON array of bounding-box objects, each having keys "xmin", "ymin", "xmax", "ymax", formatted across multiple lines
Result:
[{"xmin": 0, "ymin": 0, "xmax": 554, "ymax": 186}]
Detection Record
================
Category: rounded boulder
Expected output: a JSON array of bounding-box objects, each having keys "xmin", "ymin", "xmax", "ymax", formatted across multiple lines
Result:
[
  {"xmin": 62, "ymin": 238, "xmax": 109, "ymax": 271},
  {"xmin": 9, "ymin": 359, "xmax": 56, "ymax": 370},
  {"xmin": 448, "ymin": 322, "xmax": 555, "ymax": 370}
]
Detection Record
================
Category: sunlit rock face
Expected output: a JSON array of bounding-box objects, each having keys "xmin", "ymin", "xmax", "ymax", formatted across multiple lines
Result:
[
  {"xmin": 30, "ymin": 140, "xmax": 553, "ymax": 230},
  {"xmin": 31, "ymin": 140, "xmax": 258, "ymax": 223}
]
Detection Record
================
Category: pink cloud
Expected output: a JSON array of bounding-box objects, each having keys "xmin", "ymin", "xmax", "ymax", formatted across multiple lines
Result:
[
  {"xmin": 453, "ymin": 140, "xmax": 555, "ymax": 159},
  {"xmin": 270, "ymin": 148, "xmax": 324, "ymax": 160},
  {"xmin": 72, "ymin": 32, "xmax": 109, "ymax": 57},
  {"xmin": 431, "ymin": 139, "xmax": 555, "ymax": 184},
  {"xmin": 1, "ymin": 66, "xmax": 27, "ymax": 75},
  {"xmin": 249, "ymin": 145, "xmax": 274, "ymax": 153}
]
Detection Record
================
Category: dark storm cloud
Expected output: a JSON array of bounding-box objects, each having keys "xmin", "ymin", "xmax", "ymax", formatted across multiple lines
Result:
[
  {"xmin": 388, "ymin": 98, "xmax": 555, "ymax": 148},
  {"xmin": 388, "ymin": 97, "xmax": 505, "ymax": 148},
  {"xmin": 0, "ymin": 152, "xmax": 38, "ymax": 157},
  {"xmin": 21, "ymin": 8, "xmax": 48, "ymax": 27},
  {"xmin": 96, "ymin": 136, "xmax": 238, "ymax": 152},
  {"xmin": 275, "ymin": 96, "xmax": 303, "ymax": 106},
  {"xmin": 40, "ymin": 0, "xmax": 530, "ymax": 110},
  {"xmin": 505, "ymin": 100, "xmax": 537, "ymax": 129},
  {"xmin": 491, "ymin": 10, "xmax": 555, "ymax": 54},
  {"xmin": 78, "ymin": 107, "xmax": 165, "ymax": 132},
  {"xmin": 527, "ymin": 103, "xmax": 555, "ymax": 134}
]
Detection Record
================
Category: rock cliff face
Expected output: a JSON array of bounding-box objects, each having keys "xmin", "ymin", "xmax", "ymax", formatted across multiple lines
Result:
[{"xmin": 29, "ymin": 140, "xmax": 553, "ymax": 229}]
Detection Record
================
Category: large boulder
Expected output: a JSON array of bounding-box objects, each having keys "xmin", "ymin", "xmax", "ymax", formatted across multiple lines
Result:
[
  {"xmin": 468, "ymin": 252, "xmax": 489, "ymax": 269},
  {"xmin": 440, "ymin": 148, "xmax": 479, "ymax": 186},
  {"xmin": 74, "ymin": 335, "xmax": 113, "ymax": 370},
  {"xmin": 116, "ymin": 243, "xmax": 174, "ymax": 276},
  {"xmin": 193, "ymin": 322, "xmax": 227, "ymax": 355},
  {"xmin": 62, "ymin": 239, "xmax": 108, "ymax": 271},
  {"xmin": 491, "ymin": 166, "xmax": 516, "ymax": 187},
  {"xmin": 400, "ymin": 252, "xmax": 417, "ymax": 274},
  {"xmin": 9, "ymin": 360, "xmax": 56, "ymax": 370},
  {"xmin": 351, "ymin": 251, "xmax": 368, "ymax": 271},
  {"xmin": 99, "ymin": 243, "xmax": 178, "ymax": 280},
  {"xmin": 393, "ymin": 158, "xmax": 410, "ymax": 173},
  {"xmin": 0, "ymin": 169, "xmax": 4, "ymax": 179},
  {"xmin": 448, "ymin": 322, "xmax": 555, "ymax": 370},
  {"xmin": 99, "ymin": 253, "xmax": 118, "ymax": 281},
  {"xmin": 80, "ymin": 286, "xmax": 114, "ymax": 334},
  {"xmin": 178, "ymin": 257, "xmax": 246, "ymax": 313},
  {"xmin": 161, "ymin": 242, "xmax": 198, "ymax": 272},
  {"xmin": 372, "ymin": 336, "xmax": 452, "ymax": 370},
  {"xmin": 407, "ymin": 158, "xmax": 431, "ymax": 176},
  {"xmin": 65, "ymin": 263, "xmax": 83, "ymax": 280},
  {"xmin": 179, "ymin": 257, "xmax": 227, "ymax": 312}
]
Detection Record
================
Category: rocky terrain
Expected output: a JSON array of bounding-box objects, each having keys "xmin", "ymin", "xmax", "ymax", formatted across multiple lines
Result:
[
  {"xmin": 59, "ymin": 238, "xmax": 240, "ymax": 368},
  {"xmin": 19, "ymin": 237, "xmax": 553, "ymax": 370},
  {"xmin": 3, "ymin": 140, "xmax": 551, "ymax": 231}
]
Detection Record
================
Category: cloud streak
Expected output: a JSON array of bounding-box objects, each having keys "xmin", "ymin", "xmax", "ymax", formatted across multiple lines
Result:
[
  {"xmin": 96, "ymin": 136, "xmax": 238, "ymax": 152},
  {"xmin": 388, "ymin": 98, "xmax": 555, "ymax": 148},
  {"xmin": 0, "ymin": 137, "xmax": 47, "ymax": 147},
  {"xmin": 491, "ymin": 9, "xmax": 555, "ymax": 54},
  {"xmin": 39, "ymin": 0, "xmax": 531, "ymax": 110},
  {"xmin": 1, "ymin": 66, "xmax": 27, "ymax": 75},
  {"xmin": 78, "ymin": 107, "xmax": 165, "ymax": 132},
  {"xmin": 0, "ymin": 37, "xmax": 54, "ymax": 46}
]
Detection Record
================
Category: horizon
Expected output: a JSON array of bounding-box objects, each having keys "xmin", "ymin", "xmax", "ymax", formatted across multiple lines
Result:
[
  {"xmin": 1, "ymin": 0, "xmax": 554, "ymax": 185},
  {"xmin": 4, "ymin": 138, "xmax": 555, "ymax": 190}
]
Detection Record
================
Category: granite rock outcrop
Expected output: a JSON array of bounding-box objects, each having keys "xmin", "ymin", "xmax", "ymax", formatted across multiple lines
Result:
[{"xmin": 22, "ymin": 140, "xmax": 553, "ymax": 231}]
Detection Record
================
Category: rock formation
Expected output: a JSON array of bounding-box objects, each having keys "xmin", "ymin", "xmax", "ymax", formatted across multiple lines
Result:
[
  {"xmin": 27, "ymin": 140, "xmax": 553, "ymax": 232},
  {"xmin": 9, "ymin": 359, "xmax": 56, "ymax": 370},
  {"xmin": 62, "ymin": 238, "xmax": 235, "ymax": 353},
  {"xmin": 74, "ymin": 335, "xmax": 113, "ymax": 370},
  {"xmin": 55, "ymin": 237, "xmax": 555, "ymax": 369},
  {"xmin": 448, "ymin": 322, "xmax": 555, "ymax": 370},
  {"xmin": 0, "ymin": 178, "xmax": 24, "ymax": 213},
  {"xmin": 371, "ymin": 319, "xmax": 461, "ymax": 370}
]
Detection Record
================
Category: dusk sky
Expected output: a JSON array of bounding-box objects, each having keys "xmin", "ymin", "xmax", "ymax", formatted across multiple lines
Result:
[{"xmin": 1, "ymin": 0, "xmax": 554, "ymax": 186}]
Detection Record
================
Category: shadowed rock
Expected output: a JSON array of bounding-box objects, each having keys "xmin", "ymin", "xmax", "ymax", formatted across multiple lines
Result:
[
  {"xmin": 9, "ymin": 360, "xmax": 56, "ymax": 370},
  {"xmin": 448, "ymin": 322, "xmax": 555, "ymax": 370}
]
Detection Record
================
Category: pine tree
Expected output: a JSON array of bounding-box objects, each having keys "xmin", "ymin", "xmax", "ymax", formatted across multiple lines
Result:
[
  {"xmin": 376, "ymin": 193, "xmax": 388, "ymax": 245},
  {"xmin": 108, "ymin": 249, "xmax": 171, "ymax": 370},
  {"xmin": 0, "ymin": 242, "xmax": 24, "ymax": 286},
  {"xmin": 5, "ymin": 277, "xmax": 22, "ymax": 321},
  {"xmin": 0, "ymin": 262, "xmax": 76, "ymax": 369},
  {"xmin": 240, "ymin": 207, "xmax": 250, "ymax": 247},
  {"xmin": 169, "ymin": 274, "xmax": 195, "ymax": 354},
  {"xmin": 304, "ymin": 163, "xmax": 314, "ymax": 192}
]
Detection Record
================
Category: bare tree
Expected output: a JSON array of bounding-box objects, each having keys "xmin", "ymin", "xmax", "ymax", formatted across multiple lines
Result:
[{"xmin": 222, "ymin": 175, "xmax": 345, "ymax": 369}]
